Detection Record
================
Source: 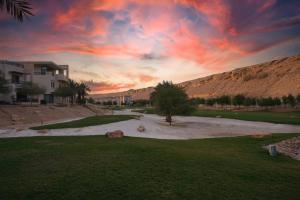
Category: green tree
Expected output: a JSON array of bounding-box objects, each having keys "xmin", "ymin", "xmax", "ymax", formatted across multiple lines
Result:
[
  {"xmin": 151, "ymin": 81, "xmax": 193, "ymax": 125},
  {"xmin": 282, "ymin": 95, "xmax": 289, "ymax": 105},
  {"xmin": 217, "ymin": 95, "xmax": 231, "ymax": 105},
  {"xmin": 287, "ymin": 94, "xmax": 296, "ymax": 107},
  {"xmin": 233, "ymin": 95, "xmax": 245, "ymax": 106},
  {"xmin": 17, "ymin": 82, "xmax": 45, "ymax": 105},
  {"xmin": 133, "ymin": 99, "xmax": 150, "ymax": 107},
  {"xmin": 189, "ymin": 97, "xmax": 205, "ymax": 105},
  {"xmin": 297, "ymin": 95, "xmax": 300, "ymax": 105},
  {"xmin": 273, "ymin": 97, "xmax": 281, "ymax": 106},
  {"xmin": 205, "ymin": 98, "xmax": 216, "ymax": 106},
  {"xmin": 0, "ymin": 0, "xmax": 34, "ymax": 22},
  {"xmin": 243, "ymin": 97, "xmax": 256, "ymax": 106},
  {"xmin": 0, "ymin": 73, "xmax": 10, "ymax": 94}
]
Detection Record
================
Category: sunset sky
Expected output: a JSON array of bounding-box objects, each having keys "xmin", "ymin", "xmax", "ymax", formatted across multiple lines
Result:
[{"xmin": 1, "ymin": 0, "xmax": 300, "ymax": 94}]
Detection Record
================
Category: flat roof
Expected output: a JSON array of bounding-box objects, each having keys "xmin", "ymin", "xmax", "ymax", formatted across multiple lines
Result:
[
  {"xmin": 0, "ymin": 60, "xmax": 24, "ymax": 68},
  {"xmin": 18, "ymin": 61, "xmax": 68, "ymax": 70}
]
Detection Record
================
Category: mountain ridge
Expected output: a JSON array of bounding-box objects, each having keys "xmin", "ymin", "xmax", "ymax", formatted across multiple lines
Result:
[{"xmin": 92, "ymin": 54, "xmax": 300, "ymax": 100}]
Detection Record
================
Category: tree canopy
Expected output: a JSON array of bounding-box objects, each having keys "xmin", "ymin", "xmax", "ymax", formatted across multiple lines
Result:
[{"xmin": 151, "ymin": 81, "xmax": 193, "ymax": 125}]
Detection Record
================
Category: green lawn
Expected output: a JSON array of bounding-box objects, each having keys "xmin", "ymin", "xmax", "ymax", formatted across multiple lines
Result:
[
  {"xmin": 31, "ymin": 115, "xmax": 137, "ymax": 130},
  {"xmin": 133, "ymin": 108, "xmax": 300, "ymax": 125},
  {"xmin": 0, "ymin": 134, "xmax": 299, "ymax": 200},
  {"xmin": 191, "ymin": 110, "xmax": 300, "ymax": 125}
]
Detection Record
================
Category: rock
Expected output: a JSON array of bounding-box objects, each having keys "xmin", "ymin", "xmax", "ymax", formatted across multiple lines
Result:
[
  {"xmin": 105, "ymin": 130, "xmax": 124, "ymax": 138},
  {"xmin": 268, "ymin": 145, "xmax": 277, "ymax": 156},
  {"xmin": 137, "ymin": 125, "xmax": 145, "ymax": 132}
]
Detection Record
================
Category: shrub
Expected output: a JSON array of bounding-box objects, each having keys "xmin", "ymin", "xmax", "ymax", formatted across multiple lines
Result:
[
  {"xmin": 216, "ymin": 95, "xmax": 231, "ymax": 105},
  {"xmin": 243, "ymin": 97, "xmax": 256, "ymax": 106},
  {"xmin": 132, "ymin": 99, "xmax": 150, "ymax": 107},
  {"xmin": 233, "ymin": 95, "xmax": 245, "ymax": 106},
  {"xmin": 189, "ymin": 98, "xmax": 206, "ymax": 105},
  {"xmin": 205, "ymin": 98, "xmax": 216, "ymax": 106}
]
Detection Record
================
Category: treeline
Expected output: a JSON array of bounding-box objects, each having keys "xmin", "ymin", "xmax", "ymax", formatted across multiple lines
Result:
[
  {"xmin": 189, "ymin": 94, "xmax": 300, "ymax": 107},
  {"xmin": 96, "ymin": 99, "xmax": 150, "ymax": 106}
]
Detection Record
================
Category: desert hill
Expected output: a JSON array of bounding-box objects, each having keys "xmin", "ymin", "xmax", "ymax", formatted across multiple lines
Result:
[{"xmin": 92, "ymin": 55, "xmax": 300, "ymax": 100}]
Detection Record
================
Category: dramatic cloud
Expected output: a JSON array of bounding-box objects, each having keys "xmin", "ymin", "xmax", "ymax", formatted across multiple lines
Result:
[
  {"xmin": 1, "ymin": 0, "xmax": 300, "ymax": 93},
  {"xmin": 83, "ymin": 80, "xmax": 136, "ymax": 93}
]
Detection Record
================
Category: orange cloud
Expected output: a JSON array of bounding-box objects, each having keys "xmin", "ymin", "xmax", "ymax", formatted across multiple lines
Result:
[
  {"xmin": 138, "ymin": 74, "xmax": 158, "ymax": 83},
  {"xmin": 48, "ymin": 43, "xmax": 141, "ymax": 57},
  {"xmin": 84, "ymin": 80, "xmax": 136, "ymax": 93}
]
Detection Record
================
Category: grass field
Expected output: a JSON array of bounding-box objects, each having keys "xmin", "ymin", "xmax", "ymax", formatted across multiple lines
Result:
[
  {"xmin": 31, "ymin": 115, "xmax": 137, "ymax": 130},
  {"xmin": 191, "ymin": 110, "xmax": 300, "ymax": 125},
  {"xmin": 0, "ymin": 134, "xmax": 299, "ymax": 200},
  {"xmin": 133, "ymin": 108, "xmax": 300, "ymax": 125}
]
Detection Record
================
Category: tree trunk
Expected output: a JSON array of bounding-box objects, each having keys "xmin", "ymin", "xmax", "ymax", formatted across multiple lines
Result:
[{"xmin": 166, "ymin": 114, "xmax": 172, "ymax": 125}]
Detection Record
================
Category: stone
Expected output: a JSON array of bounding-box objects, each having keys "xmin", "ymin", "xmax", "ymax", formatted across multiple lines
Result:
[
  {"xmin": 105, "ymin": 130, "xmax": 124, "ymax": 138},
  {"xmin": 268, "ymin": 145, "xmax": 277, "ymax": 156},
  {"xmin": 137, "ymin": 125, "xmax": 145, "ymax": 132}
]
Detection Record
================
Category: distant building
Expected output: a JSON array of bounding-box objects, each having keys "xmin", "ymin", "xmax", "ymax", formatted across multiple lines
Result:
[
  {"xmin": 0, "ymin": 60, "xmax": 69, "ymax": 104},
  {"xmin": 94, "ymin": 95, "xmax": 133, "ymax": 105}
]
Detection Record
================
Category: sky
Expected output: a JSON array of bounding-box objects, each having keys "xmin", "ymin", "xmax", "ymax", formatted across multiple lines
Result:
[{"xmin": 1, "ymin": 0, "xmax": 300, "ymax": 94}]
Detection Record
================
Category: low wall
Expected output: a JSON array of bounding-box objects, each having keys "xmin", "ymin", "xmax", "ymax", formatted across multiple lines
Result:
[{"xmin": 0, "ymin": 105, "xmax": 109, "ymax": 128}]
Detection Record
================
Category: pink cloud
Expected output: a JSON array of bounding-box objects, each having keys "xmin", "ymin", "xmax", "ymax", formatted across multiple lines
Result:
[{"xmin": 84, "ymin": 80, "xmax": 136, "ymax": 93}]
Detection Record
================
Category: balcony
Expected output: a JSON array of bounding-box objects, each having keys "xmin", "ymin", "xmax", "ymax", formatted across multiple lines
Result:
[{"xmin": 55, "ymin": 74, "xmax": 68, "ymax": 81}]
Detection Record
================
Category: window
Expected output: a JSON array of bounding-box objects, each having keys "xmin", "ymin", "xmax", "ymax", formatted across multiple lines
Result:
[
  {"xmin": 41, "ymin": 66, "xmax": 47, "ymax": 75},
  {"xmin": 51, "ymin": 81, "xmax": 55, "ymax": 88}
]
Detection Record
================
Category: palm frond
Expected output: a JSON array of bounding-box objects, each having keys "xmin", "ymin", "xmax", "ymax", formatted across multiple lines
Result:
[{"xmin": 0, "ymin": 0, "xmax": 34, "ymax": 22}]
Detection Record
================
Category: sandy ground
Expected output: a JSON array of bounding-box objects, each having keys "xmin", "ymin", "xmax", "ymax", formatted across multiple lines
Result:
[{"xmin": 0, "ymin": 110, "xmax": 300, "ymax": 139}]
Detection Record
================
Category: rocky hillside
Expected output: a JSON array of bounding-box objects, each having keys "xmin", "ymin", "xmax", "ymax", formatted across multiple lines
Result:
[{"xmin": 93, "ymin": 55, "xmax": 300, "ymax": 100}]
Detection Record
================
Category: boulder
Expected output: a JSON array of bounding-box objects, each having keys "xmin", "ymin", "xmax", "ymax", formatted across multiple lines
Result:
[
  {"xmin": 105, "ymin": 130, "xmax": 124, "ymax": 138},
  {"xmin": 137, "ymin": 125, "xmax": 145, "ymax": 132}
]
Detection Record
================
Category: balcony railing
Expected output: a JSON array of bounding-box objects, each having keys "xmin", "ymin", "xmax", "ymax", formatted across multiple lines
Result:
[{"xmin": 55, "ymin": 74, "xmax": 68, "ymax": 81}]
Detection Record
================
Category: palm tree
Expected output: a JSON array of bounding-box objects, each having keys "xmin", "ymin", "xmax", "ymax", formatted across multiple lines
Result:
[
  {"xmin": 67, "ymin": 79, "xmax": 78, "ymax": 104},
  {"xmin": 76, "ymin": 82, "xmax": 90, "ymax": 104},
  {"xmin": 0, "ymin": 0, "xmax": 34, "ymax": 22}
]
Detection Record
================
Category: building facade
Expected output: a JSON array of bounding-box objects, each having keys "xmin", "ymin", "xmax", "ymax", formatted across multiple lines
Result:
[{"xmin": 0, "ymin": 60, "xmax": 69, "ymax": 104}]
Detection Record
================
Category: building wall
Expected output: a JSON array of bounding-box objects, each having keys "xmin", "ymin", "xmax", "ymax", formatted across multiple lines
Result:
[
  {"xmin": 0, "ymin": 61, "xmax": 70, "ymax": 104},
  {"xmin": 0, "ymin": 61, "xmax": 25, "ymax": 103}
]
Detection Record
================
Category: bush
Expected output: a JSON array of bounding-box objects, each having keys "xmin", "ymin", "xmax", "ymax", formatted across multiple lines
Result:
[
  {"xmin": 233, "ymin": 95, "xmax": 245, "ymax": 106},
  {"xmin": 287, "ymin": 94, "xmax": 296, "ymax": 107},
  {"xmin": 205, "ymin": 98, "xmax": 216, "ymax": 106},
  {"xmin": 132, "ymin": 99, "xmax": 150, "ymax": 107},
  {"xmin": 189, "ymin": 98, "xmax": 205, "ymax": 105},
  {"xmin": 216, "ymin": 95, "xmax": 231, "ymax": 105},
  {"xmin": 243, "ymin": 97, "xmax": 256, "ymax": 106}
]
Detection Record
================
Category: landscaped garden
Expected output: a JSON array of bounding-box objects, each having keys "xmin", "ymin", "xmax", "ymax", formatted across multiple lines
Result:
[
  {"xmin": 133, "ymin": 108, "xmax": 300, "ymax": 125},
  {"xmin": 191, "ymin": 110, "xmax": 300, "ymax": 125},
  {"xmin": 31, "ymin": 115, "xmax": 137, "ymax": 130},
  {"xmin": 0, "ymin": 133, "xmax": 299, "ymax": 200}
]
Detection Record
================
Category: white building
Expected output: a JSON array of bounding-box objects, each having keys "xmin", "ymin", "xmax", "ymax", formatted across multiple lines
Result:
[{"xmin": 0, "ymin": 60, "xmax": 69, "ymax": 104}]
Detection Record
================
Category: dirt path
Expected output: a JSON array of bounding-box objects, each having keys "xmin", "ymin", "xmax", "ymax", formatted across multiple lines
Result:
[{"xmin": 1, "ymin": 110, "xmax": 300, "ymax": 139}]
